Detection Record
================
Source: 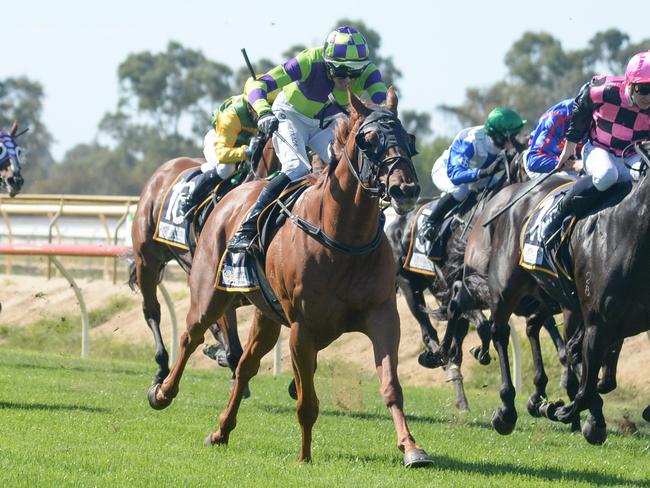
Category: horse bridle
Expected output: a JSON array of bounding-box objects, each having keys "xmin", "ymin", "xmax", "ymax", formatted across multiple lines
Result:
[
  {"xmin": 0, "ymin": 132, "xmax": 24, "ymax": 194},
  {"xmin": 342, "ymin": 108, "xmax": 418, "ymax": 201}
]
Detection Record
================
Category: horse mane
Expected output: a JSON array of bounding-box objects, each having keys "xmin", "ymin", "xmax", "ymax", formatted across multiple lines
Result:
[{"xmin": 329, "ymin": 113, "xmax": 355, "ymax": 175}]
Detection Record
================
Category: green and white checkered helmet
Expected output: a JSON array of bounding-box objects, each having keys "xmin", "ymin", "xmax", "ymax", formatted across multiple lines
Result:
[{"xmin": 323, "ymin": 26, "xmax": 370, "ymax": 71}]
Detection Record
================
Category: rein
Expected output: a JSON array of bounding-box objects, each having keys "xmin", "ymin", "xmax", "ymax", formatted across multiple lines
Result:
[{"xmin": 279, "ymin": 109, "xmax": 413, "ymax": 255}]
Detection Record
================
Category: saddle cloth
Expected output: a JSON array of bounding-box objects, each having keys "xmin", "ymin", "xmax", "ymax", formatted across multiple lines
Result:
[
  {"xmin": 403, "ymin": 202, "xmax": 436, "ymax": 276},
  {"xmin": 153, "ymin": 167, "xmax": 201, "ymax": 250},
  {"xmin": 520, "ymin": 181, "xmax": 576, "ymax": 280},
  {"xmin": 519, "ymin": 181, "xmax": 579, "ymax": 307},
  {"xmin": 215, "ymin": 179, "xmax": 311, "ymax": 293}
]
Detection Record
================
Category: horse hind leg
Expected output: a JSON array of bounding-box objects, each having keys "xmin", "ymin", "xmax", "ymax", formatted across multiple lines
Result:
[
  {"xmin": 206, "ymin": 309, "xmax": 280, "ymax": 447},
  {"xmin": 134, "ymin": 253, "xmax": 169, "ymax": 385},
  {"xmin": 555, "ymin": 325, "xmax": 608, "ymax": 444},
  {"xmin": 205, "ymin": 308, "xmax": 251, "ymax": 399}
]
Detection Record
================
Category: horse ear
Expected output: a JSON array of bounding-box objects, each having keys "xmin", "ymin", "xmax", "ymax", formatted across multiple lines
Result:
[
  {"xmin": 385, "ymin": 86, "xmax": 398, "ymax": 115},
  {"xmin": 10, "ymin": 121, "xmax": 18, "ymax": 138},
  {"xmin": 348, "ymin": 90, "xmax": 371, "ymax": 118}
]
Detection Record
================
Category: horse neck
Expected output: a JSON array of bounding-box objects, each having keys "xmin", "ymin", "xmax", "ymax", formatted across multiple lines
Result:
[
  {"xmin": 320, "ymin": 144, "xmax": 380, "ymax": 245},
  {"xmin": 616, "ymin": 174, "xmax": 650, "ymax": 253}
]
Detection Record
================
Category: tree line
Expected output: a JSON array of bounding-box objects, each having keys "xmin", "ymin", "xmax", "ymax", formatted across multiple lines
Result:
[{"xmin": 1, "ymin": 25, "xmax": 648, "ymax": 197}]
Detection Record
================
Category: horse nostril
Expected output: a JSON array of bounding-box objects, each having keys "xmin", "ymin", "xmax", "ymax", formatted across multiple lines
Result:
[
  {"xmin": 8, "ymin": 176, "xmax": 24, "ymax": 189},
  {"xmin": 388, "ymin": 185, "xmax": 403, "ymax": 200}
]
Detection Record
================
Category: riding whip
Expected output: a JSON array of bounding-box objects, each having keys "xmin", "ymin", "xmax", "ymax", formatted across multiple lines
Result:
[
  {"xmin": 240, "ymin": 48, "xmax": 269, "ymax": 171},
  {"xmin": 481, "ymin": 167, "xmax": 560, "ymax": 227}
]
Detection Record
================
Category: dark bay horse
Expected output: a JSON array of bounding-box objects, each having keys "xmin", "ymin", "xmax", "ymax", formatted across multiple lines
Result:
[
  {"xmin": 0, "ymin": 122, "xmax": 26, "ymax": 197},
  {"xmin": 386, "ymin": 155, "xmax": 566, "ymax": 412},
  {"xmin": 458, "ymin": 141, "xmax": 650, "ymax": 443},
  {"xmin": 130, "ymin": 140, "xmax": 279, "ymax": 385},
  {"xmin": 147, "ymin": 88, "xmax": 434, "ymax": 466}
]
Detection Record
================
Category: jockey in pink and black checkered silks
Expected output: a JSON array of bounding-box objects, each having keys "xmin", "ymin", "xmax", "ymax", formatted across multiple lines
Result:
[
  {"xmin": 540, "ymin": 50, "xmax": 650, "ymax": 233},
  {"xmin": 227, "ymin": 26, "xmax": 388, "ymax": 252}
]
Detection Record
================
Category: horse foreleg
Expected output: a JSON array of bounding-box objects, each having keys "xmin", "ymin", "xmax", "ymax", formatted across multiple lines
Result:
[
  {"xmin": 288, "ymin": 322, "xmax": 318, "ymax": 463},
  {"xmin": 470, "ymin": 313, "xmax": 493, "ymax": 365},
  {"xmin": 542, "ymin": 315, "xmax": 567, "ymax": 366},
  {"xmin": 149, "ymin": 287, "xmax": 233, "ymax": 410},
  {"xmin": 366, "ymin": 303, "xmax": 433, "ymax": 468},
  {"xmin": 489, "ymin": 317, "xmax": 518, "ymax": 435},
  {"xmin": 525, "ymin": 313, "xmax": 550, "ymax": 418},
  {"xmin": 446, "ymin": 317, "xmax": 469, "ymax": 412},
  {"xmin": 397, "ymin": 277, "xmax": 441, "ymax": 366},
  {"xmin": 597, "ymin": 339, "xmax": 622, "ymax": 394},
  {"xmin": 206, "ymin": 309, "xmax": 280, "ymax": 446},
  {"xmin": 135, "ymin": 255, "xmax": 169, "ymax": 385},
  {"xmin": 555, "ymin": 324, "xmax": 607, "ymax": 444}
]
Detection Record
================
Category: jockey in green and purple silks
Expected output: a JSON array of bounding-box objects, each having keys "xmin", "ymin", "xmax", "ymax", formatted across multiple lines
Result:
[{"xmin": 228, "ymin": 25, "xmax": 388, "ymax": 252}]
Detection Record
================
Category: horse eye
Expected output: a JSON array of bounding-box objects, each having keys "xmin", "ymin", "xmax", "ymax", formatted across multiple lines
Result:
[
  {"xmin": 15, "ymin": 146, "xmax": 24, "ymax": 164},
  {"xmin": 0, "ymin": 143, "xmax": 7, "ymax": 160}
]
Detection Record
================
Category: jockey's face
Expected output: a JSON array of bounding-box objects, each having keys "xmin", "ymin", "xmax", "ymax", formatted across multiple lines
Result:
[
  {"xmin": 631, "ymin": 83, "xmax": 650, "ymax": 110},
  {"xmin": 333, "ymin": 76, "xmax": 354, "ymax": 91}
]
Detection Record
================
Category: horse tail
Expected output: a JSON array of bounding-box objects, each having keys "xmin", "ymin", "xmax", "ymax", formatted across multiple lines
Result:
[{"xmin": 126, "ymin": 252, "xmax": 139, "ymax": 292}]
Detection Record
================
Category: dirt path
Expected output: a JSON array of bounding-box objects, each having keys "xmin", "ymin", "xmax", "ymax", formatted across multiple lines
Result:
[{"xmin": 1, "ymin": 274, "xmax": 648, "ymax": 394}]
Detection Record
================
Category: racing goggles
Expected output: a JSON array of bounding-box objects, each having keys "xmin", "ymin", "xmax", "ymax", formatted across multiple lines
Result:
[
  {"xmin": 327, "ymin": 60, "xmax": 367, "ymax": 79},
  {"xmin": 633, "ymin": 83, "xmax": 650, "ymax": 96}
]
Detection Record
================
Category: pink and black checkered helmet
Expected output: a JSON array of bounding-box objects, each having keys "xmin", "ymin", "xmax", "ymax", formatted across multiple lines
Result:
[
  {"xmin": 323, "ymin": 26, "xmax": 370, "ymax": 71},
  {"xmin": 625, "ymin": 51, "xmax": 650, "ymax": 85}
]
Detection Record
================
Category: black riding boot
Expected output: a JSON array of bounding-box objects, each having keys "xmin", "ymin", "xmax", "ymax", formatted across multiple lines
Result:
[
  {"xmin": 542, "ymin": 176, "xmax": 603, "ymax": 239},
  {"xmin": 180, "ymin": 168, "xmax": 222, "ymax": 215},
  {"xmin": 227, "ymin": 173, "xmax": 291, "ymax": 252},
  {"xmin": 423, "ymin": 192, "xmax": 458, "ymax": 240}
]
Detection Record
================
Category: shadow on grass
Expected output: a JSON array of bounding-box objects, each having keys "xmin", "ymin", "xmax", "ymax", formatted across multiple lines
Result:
[
  {"xmin": 0, "ymin": 400, "xmax": 111, "ymax": 414},
  {"xmin": 0, "ymin": 359, "xmax": 143, "ymax": 377},
  {"xmin": 424, "ymin": 453, "xmax": 641, "ymax": 486},
  {"xmin": 259, "ymin": 403, "xmax": 442, "ymax": 424}
]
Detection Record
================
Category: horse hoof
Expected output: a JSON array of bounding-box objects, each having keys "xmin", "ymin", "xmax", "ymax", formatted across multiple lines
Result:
[
  {"xmin": 204, "ymin": 433, "xmax": 216, "ymax": 446},
  {"xmin": 539, "ymin": 399, "xmax": 564, "ymax": 421},
  {"xmin": 527, "ymin": 396, "xmax": 542, "ymax": 418},
  {"xmin": 555, "ymin": 403, "xmax": 578, "ymax": 424},
  {"xmin": 147, "ymin": 383, "xmax": 170, "ymax": 410},
  {"xmin": 582, "ymin": 416, "xmax": 607, "ymax": 445},
  {"xmin": 642, "ymin": 405, "xmax": 650, "ymax": 422},
  {"xmin": 597, "ymin": 379, "xmax": 616, "ymax": 395},
  {"xmin": 288, "ymin": 379, "xmax": 297, "ymax": 400},
  {"xmin": 418, "ymin": 350, "xmax": 445, "ymax": 369},
  {"xmin": 403, "ymin": 448, "xmax": 434, "ymax": 468},
  {"xmin": 470, "ymin": 346, "xmax": 491, "ymax": 365},
  {"xmin": 491, "ymin": 408, "xmax": 517, "ymax": 435}
]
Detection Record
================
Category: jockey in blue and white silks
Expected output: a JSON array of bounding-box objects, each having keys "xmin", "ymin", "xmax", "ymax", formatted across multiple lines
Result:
[{"xmin": 426, "ymin": 108, "xmax": 525, "ymax": 233}]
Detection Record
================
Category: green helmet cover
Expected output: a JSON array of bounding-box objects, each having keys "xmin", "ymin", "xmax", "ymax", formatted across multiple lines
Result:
[{"xmin": 484, "ymin": 107, "xmax": 526, "ymax": 139}]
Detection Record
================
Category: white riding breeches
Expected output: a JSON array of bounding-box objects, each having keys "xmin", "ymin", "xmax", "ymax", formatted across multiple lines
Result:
[
  {"xmin": 583, "ymin": 141, "xmax": 643, "ymax": 191},
  {"xmin": 431, "ymin": 152, "xmax": 501, "ymax": 202},
  {"xmin": 271, "ymin": 92, "xmax": 339, "ymax": 182},
  {"xmin": 202, "ymin": 129, "xmax": 237, "ymax": 179}
]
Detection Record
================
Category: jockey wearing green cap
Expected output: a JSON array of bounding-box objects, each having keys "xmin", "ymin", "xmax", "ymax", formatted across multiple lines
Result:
[{"xmin": 425, "ymin": 107, "xmax": 526, "ymax": 236}]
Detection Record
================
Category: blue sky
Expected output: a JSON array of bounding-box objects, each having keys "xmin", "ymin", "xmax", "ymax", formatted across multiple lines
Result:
[{"xmin": 4, "ymin": 0, "xmax": 649, "ymax": 159}]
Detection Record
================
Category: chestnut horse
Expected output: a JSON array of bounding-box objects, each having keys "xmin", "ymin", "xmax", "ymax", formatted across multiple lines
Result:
[
  {"xmin": 147, "ymin": 88, "xmax": 433, "ymax": 466},
  {"xmin": 456, "ymin": 141, "xmax": 650, "ymax": 443},
  {"xmin": 130, "ymin": 140, "xmax": 278, "ymax": 385}
]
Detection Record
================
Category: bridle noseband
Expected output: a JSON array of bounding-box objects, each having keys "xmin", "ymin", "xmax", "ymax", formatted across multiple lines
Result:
[{"xmin": 342, "ymin": 109, "xmax": 417, "ymax": 201}]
